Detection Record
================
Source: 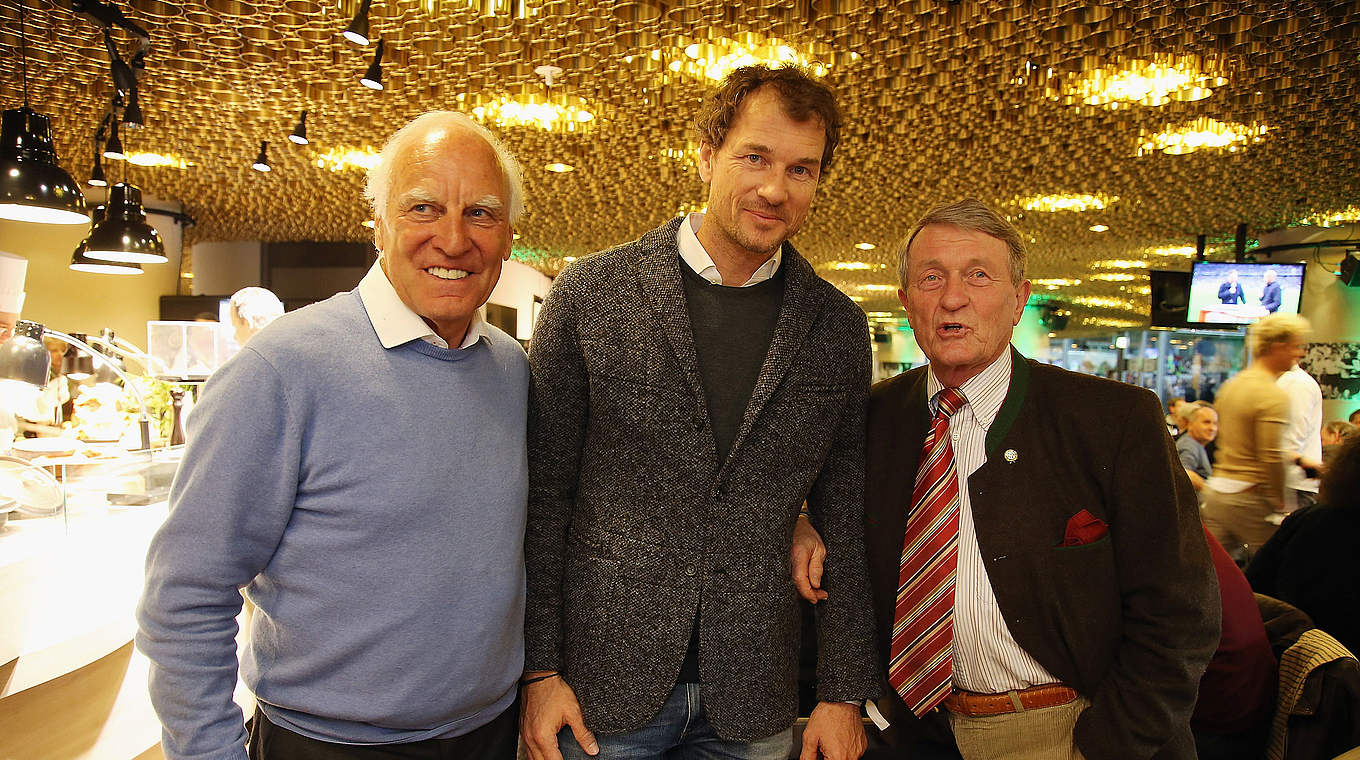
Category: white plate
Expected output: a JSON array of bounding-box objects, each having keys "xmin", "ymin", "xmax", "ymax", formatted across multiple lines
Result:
[{"xmin": 10, "ymin": 438, "xmax": 80, "ymax": 458}]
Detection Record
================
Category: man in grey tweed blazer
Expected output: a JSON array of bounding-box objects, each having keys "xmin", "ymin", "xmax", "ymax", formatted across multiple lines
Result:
[{"xmin": 522, "ymin": 65, "xmax": 880, "ymax": 760}]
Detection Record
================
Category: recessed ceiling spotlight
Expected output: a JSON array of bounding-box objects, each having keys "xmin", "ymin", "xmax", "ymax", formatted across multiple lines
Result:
[
  {"xmin": 854, "ymin": 242, "xmax": 876, "ymax": 250},
  {"xmin": 1089, "ymin": 224, "xmax": 1109, "ymax": 232},
  {"xmin": 545, "ymin": 162, "xmax": 575, "ymax": 173}
]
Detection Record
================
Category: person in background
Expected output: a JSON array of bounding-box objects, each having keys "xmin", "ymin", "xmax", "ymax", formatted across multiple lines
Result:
[
  {"xmin": 523, "ymin": 65, "xmax": 879, "ymax": 760},
  {"xmin": 818, "ymin": 198, "xmax": 1216, "ymax": 760},
  {"xmin": 0, "ymin": 251, "xmax": 28, "ymax": 449},
  {"xmin": 229, "ymin": 286, "xmax": 285, "ymax": 346},
  {"xmin": 1321, "ymin": 420, "xmax": 1358, "ymax": 463},
  {"xmin": 137, "ymin": 111, "xmax": 527, "ymax": 760},
  {"xmin": 1259, "ymin": 268, "xmax": 1282, "ymax": 314},
  {"xmin": 1246, "ymin": 435, "xmax": 1360, "ymax": 656},
  {"xmin": 1177, "ymin": 402, "xmax": 1217, "ymax": 493},
  {"xmin": 1202, "ymin": 313, "xmax": 1311, "ymax": 558},
  {"xmin": 1217, "ymin": 269, "xmax": 1245, "ymax": 305},
  {"xmin": 1277, "ymin": 361, "xmax": 1323, "ymax": 512},
  {"xmin": 1349, "ymin": 408, "xmax": 1360, "ymax": 427},
  {"xmin": 1166, "ymin": 396, "xmax": 1187, "ymax": 437}
]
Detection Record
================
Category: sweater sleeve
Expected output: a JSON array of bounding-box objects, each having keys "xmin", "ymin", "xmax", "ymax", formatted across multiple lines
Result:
[
  {"xmin": 1256, "ymin": 393, "xmax": 1290, "ymax": 504},
  {"xmin": 136, "ymin": 349, "xmax": 303, "ymax": 760}
]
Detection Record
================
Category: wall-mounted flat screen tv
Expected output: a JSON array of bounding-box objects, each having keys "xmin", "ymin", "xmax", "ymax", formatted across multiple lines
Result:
[{"xmin": 1186, "ymin": 261, "xmax": 1305, "ymax": 327}]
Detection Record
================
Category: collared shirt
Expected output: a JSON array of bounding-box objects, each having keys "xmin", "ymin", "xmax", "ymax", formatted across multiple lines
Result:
[
  {"xmin": 1277, "ymin": 365, "xmax": 1322, "ymax": 496},
  {"xmin": 356, "ymin": 260, "xmax": 486, "ymax": 350},
  {"xmin": 925, "ymin": 349, "xmax": 1061, "ymax": 692},
  {"xmin": 677, "ymin": 212, "xmax": 782, "ymax": 287}
]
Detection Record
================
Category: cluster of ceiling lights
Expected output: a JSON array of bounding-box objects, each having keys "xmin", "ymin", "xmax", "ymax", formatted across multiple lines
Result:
[
  {"xmin": 0, "ymin": 1, "xmax": 164, "ymax": 276},
  {"xmin": 1136, "ymin": 117, "xmax": 1270, "ymax": 156},
  {"xmin": 1019, "ymin": 193, "xmax": 1116, "ymax": 213}
]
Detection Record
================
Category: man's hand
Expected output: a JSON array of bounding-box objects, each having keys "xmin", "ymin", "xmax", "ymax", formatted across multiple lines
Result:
[
  {"xmin": 792, "ymin": 512, "xmax": 828, "ymax": 603},
  {"xmin": 521, "ymin": 672, "xmax": 599, "ymax": 760},
  {"xmin": 800, "ymin": 701, "xmax": 866, "ymax": 760}
]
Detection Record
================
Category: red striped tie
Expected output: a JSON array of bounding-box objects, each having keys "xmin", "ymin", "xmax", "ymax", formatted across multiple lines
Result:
[{"xmin": 888, "ymin": 386, "xmax": 967, "ymax": 717}]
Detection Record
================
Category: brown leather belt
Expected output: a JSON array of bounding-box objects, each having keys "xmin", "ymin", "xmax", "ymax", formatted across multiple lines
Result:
[{"xmin": 942, "ymin": 683, "xmax": 1079, "ymax": 717}]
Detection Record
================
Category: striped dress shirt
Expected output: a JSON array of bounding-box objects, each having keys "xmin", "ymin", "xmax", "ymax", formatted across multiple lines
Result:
[{"xmin": 925, "ymin": 349, "xmax": 1060, "ymax": 693}]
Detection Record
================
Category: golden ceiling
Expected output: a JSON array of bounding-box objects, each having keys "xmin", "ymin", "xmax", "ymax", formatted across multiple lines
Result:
[{"xmin": 2, "ymin": 0, "xmax": 1359, "ymax": 327}]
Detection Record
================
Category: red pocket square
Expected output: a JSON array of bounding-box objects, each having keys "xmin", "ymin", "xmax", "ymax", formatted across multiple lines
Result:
[{"xmin": 1061, "ymin": 509, "xmax": 1109, "ymax": 546}]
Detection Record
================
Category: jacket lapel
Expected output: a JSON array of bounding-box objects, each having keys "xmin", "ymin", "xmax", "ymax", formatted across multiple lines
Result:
[
  {"xmin": 723, "ymin": 247, "xmax": 824, "ymax": 468},
  {"xmin": 635, "ymin": 217, "xmax": 708, "ymax": 415}
]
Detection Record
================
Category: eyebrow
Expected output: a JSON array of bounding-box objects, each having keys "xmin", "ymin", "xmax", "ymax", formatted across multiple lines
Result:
[
  {"xmin": 473, "ymin": 194, "xmax": 504, "ymax": 211},
  {"xmin": 396, "ymin": 188, "xmax": 438, "ymax": 207}
]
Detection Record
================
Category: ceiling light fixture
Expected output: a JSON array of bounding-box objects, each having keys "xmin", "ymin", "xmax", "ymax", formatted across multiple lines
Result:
[
  {"xmin": 1054, "ymin": 54, "xmax": 1228, "ymax": 108},
  {"xmin": 360, "ymin": 40, "xmax": 385, "ymax": 90},
  {"xmin": 1088, "ymin": 272, "xmax": 1137, "ymax": 282},
  {"xmin": 858, "ymin": 284, "xmax": 898, "ymax": 292},
  {"xmin": 473, "ymin": 94, "xmax": 595, "ymax": 133},
  {"xmin": 1019, "ymin": 193, "xmax": 1115, "ymax": 212},
  {"xmin": 544, "ymin": 162, "xmax": 574, "ymax": 173},
  {"xmin": 854, "ymin": 242, "xmax": 876, "ymax": 250},
  {"xmin": 124, "ymin": 152, "xmax": 191, "ymax": 168},
  {"xmin": 252, "ymin": 141, "xmax": 271, "ymax": 172},
  {"xmin": 826, "ymin": 261, "xmax": 883, "ymax": 271},
  {"xmin": 680, "ymin": 36, "xmax": 833, "ymax": 82},
  {"xmin": 0, "ymin": 2, "xmax": 89, "ymax": 226},
  {"xmin": 342, "ymin": 0, "xmax": 372, "ymax": 46},
  {"xmin": 315, "ymin": 147, "xmax": 380, "ymax": 172},
  {"xmin": 83, "ymin": 183, "xmax": 167, "ymax": 264},
  {"xmin": 122, "ymin": 86, "xmax": 144, "ymax": 129},
  {"xmin": 88, "ymin": 153, "xmax": 107, "ymax": 187},
  {"xmin": 1030, "ymin": 278, "xmax": 1082, "ymax": 288},
  {"xmin": 70, "ymin": 206, "xmax": 142, "ymax": 274},
  {"xmin": 289, "ymin": 110, "xmax": 309, "ymax": 145},
  {"xmin": 1088, "ymin": 224, "xmax": 1109, "ymax": 232},
  {"xmin": 1091, "ymin": 259, "xmax": 1149, "ymax": 269},
  {"xmin": 1299, "ymin": 206, "xmax": 1360, "ymax": 228},
  {"xmin": 1137, "ymin": 118, "xmax": 1269, "ymax": 156},
  {"xmin": 1148, "ymin": 246, "xmax": 1198, "ymax": 257},
  {"xmin": 103, "ymin": 118, "xmax": 125, "ymax": 160}
]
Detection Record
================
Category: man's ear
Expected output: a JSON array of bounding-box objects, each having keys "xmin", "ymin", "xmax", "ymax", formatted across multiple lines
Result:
[{"xmin": 697, "ymin": 141, "xmax": 715, "ymax": 183}]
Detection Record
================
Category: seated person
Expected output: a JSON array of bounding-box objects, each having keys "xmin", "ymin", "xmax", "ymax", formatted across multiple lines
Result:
[
  {"xmin": 1321, "ymin": 420, "xmax": 1357, "ymax": 464},
  {"xmin": 1194, "ymin": 525, "xmax": 1276, "ymax": 760},
  {"xmin": 1246, "ymin": 436, "xmax": 1360, "ymax": 655},
  {"xmin": 1177, "ymin": 402, "xmax": 1217, "ymax": 492}
]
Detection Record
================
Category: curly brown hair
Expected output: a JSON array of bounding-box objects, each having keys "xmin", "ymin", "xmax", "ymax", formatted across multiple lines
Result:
[
  {"xmin": 1321, "ymin": 435, "xmax": 1360, "ymax": 511},
  {"xmin": 693, "ymin": 65, "xmax": 842, "ymax": 172}
]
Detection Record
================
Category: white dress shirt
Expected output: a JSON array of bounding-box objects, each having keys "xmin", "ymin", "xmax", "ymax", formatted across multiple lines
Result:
[
  {"xmin": 677, "ymin": 212, "xmax": 782, "ymax": 286},
  {"xmin": 356, "ymin": 260, "xmax": 486, "ymax": 350},
  {"xmin": 926, "ymin": 350, "xmax": 1061, "ymax": 693},
  {"xmin": 1277, "ymin": 364, "xmax": 1322, "ymax": 497}
]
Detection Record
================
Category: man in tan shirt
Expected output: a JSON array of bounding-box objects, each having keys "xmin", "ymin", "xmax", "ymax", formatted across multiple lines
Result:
[{"xmin": 1203, "ymin": 313, "xmax": 1311, "ymax": 556}]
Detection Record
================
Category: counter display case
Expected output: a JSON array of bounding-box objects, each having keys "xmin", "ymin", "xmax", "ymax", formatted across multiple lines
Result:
[{"xmin": 0, "ymin": 446, "xmax": 251, "ymax": 759}]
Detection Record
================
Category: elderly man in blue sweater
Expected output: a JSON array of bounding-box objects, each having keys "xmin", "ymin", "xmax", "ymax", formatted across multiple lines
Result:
[{"xmin": 136, "ymin": 112, "xmax": 528, "ymax": 760}]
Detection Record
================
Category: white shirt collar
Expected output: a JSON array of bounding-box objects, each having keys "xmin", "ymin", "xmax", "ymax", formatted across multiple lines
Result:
[
  {"xmin": 926, "ymin": 348, "xmax": 1013, "ymax": 429},
  {"xmin": 676, "ymin": 212, "xmax": 782, "ymax": 287},
  {"xmin": 356, "ymin": 260, "xmax": 485, "ymax": 350}
]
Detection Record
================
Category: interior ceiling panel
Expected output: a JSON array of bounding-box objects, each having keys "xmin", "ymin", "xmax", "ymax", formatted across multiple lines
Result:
[{"xmin": 2, "ymin": 0, "xmax": 1358, "ymax": 327}]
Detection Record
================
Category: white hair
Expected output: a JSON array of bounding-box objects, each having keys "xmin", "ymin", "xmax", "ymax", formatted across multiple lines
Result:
[
  {"xmin": 363, "ymin": 111, "xmax": 525, "ymax": 228},
  {"xmin": 229, "ymin": 287, "xmax": 284, "ymax": 331}
]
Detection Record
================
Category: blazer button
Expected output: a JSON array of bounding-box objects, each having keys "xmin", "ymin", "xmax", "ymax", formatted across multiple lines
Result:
[{"xmin": 685, "ymin": 565, "xmax": 697, "ymax": 576}]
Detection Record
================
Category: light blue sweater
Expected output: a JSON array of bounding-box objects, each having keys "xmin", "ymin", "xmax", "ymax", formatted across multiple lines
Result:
[{"xmin": 137, "ymin": 290, "xmax": 528, "ymax": 760}]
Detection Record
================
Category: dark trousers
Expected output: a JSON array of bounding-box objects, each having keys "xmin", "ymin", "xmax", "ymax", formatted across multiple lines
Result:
[{"xmin": 247, "ymin": 699, "xmax": 519, "ymax": 760}]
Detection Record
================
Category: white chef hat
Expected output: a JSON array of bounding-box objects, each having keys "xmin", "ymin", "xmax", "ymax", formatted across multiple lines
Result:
[{"xmin": 0, "ymin": 251, "xmax": 27, "ymax": 313}]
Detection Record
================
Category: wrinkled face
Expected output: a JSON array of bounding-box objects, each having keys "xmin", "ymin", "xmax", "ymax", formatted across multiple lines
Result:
[
  {"xmin": 1188, "ymin": 408, "xmax": 1218, "ymax": 445},
  {"xmin": 375, "ymin": 127, "xmax": 512, "ymax": 345},
  {"xmin": 697, "ymin": 87, "xmax": 825, "ymax": 263},
  {"xmin": 900, "ymin": 224, "xmax": 1030, "ymax": 387}
]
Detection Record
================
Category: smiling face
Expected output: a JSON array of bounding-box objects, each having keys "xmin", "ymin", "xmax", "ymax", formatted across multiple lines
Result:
[
  {"xmin": 1187, "ymin": 407, "xmax": 1219, "ymax": 445},
  {"xmin": 900, "ymin": 224, "xmax": 1031, "ymax": 387},
  {"xmin": 696, "ymin": 87, "xmax": 826, "ymax": 267},
  {"xmin": 375, "ymin": 126, "xmax": 512, "ymax": 345}
]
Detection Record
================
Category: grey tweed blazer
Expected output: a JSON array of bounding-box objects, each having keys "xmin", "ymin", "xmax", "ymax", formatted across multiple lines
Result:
[{"xmin": 525, "ymin": 217, "xmax": 881, "ymax": 741}]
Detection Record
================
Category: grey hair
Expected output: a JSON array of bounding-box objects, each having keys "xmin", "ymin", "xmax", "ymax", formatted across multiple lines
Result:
[
  {"xmin": 1249, "ymin": 312, "xmax": 1311, "ymax": 357},
  {"xmin": 1180, "ymin": 401, "xmax": 1215, "ymax": 424},
  {"xmin": 229, "ymin": 287, "xmax": 284, "ymax": 331},
  {"xmin": 363, "ymin": 111, "xmax": 525, "ymax": 227},
  {"xmin": 895, "ymin": 198, "xmax": 1027, "ymax": 289}
]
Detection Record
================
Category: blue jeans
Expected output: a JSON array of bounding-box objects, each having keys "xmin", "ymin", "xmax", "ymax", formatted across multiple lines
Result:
[{"xmin": 557, "ymin": 683, "xmax": 793, "ymax": 760}]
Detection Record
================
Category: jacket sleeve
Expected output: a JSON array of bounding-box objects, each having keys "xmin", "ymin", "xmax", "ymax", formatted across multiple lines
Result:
[
  {"xmin": 806, "ymin": 309, "xmax": 882, "ymax": 702},
  {"xmin": 135, "ymin": 349, "xmax": 302, "ymax": 760},
  {"xmin": 1072, "ymin": 389, "xmax": 1221, "ymax": 760},
  {"xmin": 524, "ymin": 269, "xmax": 589, "ymax": 671}
]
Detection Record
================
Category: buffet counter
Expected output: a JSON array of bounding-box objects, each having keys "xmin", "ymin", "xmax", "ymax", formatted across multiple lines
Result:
[{"xmin": 0, "ymin": 450, "xmax": 252, "ymax": 760}]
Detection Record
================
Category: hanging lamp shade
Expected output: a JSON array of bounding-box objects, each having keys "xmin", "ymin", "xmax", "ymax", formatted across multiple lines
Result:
[
  {"xmin": 0, "ymin": 107, "xmax": 90, "ymax": 225},
  {"xmin": 83, "ymin": 183, "xmax": 165, "ymax": 264},
  {"xmin": 88, "ymin": 154, "xmax": 107, "ymax": 187},
  {"xmin": 360, "ymin": 40, "xmax": 385, "ymax": 90},
  {"xmin": 122, "ymin": 87, "xmax": 144, "ymax": 129},
  {"xmin": 70, "ymin": 203, "xmax": 143, "ymax": 274},
  {"xmin": 0, "ymin": 319, "xmax": 50, "ymax": 388},
  {"xmin": 288, "ymin": 110, "xmax": 309, "ymax": 145},
  {"xmin": 342, "ymin": 0, "xmax": 372, "ymax": 46},
  {"xmin": 103, "ymin": 118, "xmax": 125, "ymax": 160}
]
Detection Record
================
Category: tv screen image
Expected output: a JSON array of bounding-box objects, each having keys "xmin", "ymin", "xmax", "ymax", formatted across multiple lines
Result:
[{"xmin": 1186, "ymin": 261, "xmax": 1305, "ymax": 326}]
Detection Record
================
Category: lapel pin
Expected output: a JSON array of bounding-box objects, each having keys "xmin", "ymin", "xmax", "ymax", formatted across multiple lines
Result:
[{"xmin": 1004, "ymin": 449, "xmax": 1019, "ymax": 463}]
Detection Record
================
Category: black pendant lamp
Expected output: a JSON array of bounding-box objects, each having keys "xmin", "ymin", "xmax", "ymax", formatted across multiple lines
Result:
[
  {"xmin": 82, "ymin": 184, "xmax": 165, "ymax": 264},
  {"xmin": 360, "ymin": 39, "xmax": 385, "ymax": 90},
  {"xmin": 252, "ymin": 141, "xmax": 271, "ymax": 172},
  {"xmin": 70, "ymin": 204, "xmax": 143, "ymax": 274},
  {"xmin": 288, "ymin": 110, "xmax": 309, "ymax": 145},
  {"xmin": 343, "ymin": 0, "xmax": 373, "ymax": 46},
  {"xmin": 122, "ymin": 87, "xmax": 144, "ymax": 130},
  {"xmin": 0, "ymin": 1, "xmax": 88, "ymax": 226},
  {"xmin": 103, "ymin": 117, "xmax": 126, "ymax": 160},
  {"xmin": 88, "ymin": 153, "xmax": 108, "ymax": 187}
]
